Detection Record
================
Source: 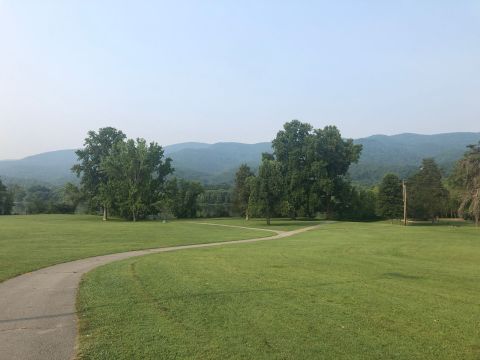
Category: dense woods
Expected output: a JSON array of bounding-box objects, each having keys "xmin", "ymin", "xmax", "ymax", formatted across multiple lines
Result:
[{"xmin": 1, "ymin": 125, "xmax": 478, "ymax": 225}]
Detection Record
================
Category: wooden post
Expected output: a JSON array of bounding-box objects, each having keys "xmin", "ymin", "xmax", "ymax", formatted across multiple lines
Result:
[{"xmin": 403, "ymin": 180, "xmax": 407, "ymax": 226}]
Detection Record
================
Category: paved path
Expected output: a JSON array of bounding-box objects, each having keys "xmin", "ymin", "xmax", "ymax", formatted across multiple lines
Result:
[{"xmin": 0, "ymin": 223, "xmax": 326, "ymax": 360}]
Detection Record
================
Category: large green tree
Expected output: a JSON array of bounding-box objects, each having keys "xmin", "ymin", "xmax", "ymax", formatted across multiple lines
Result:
[
  {"xmin": 272, "ymin": 120, "xmax": 313, "ymax": 217},
  {"xmin": 407, "ymin": 159, "xmax": 448, "ymax": 222},
  {"xmin": 249, "ymin": 154, "xmax": 283, "ymax": 225},
  {"xmin": 450, "ymin": 142, "xmax": 480, "ymax": 226},
  {"xmin": 272, "ymin": 120, "xmax": 361, "ymax": 218},
  {"xmin": 72, "ymin": 127, "xmax": 126, "ymax": 220},
  {"xmin": 102, "ymin": 138, "xmax": 173, "ymax": 221},
  {"xmin": 308, "ymin": 126, "xmax": 362, "ymax": 217},
  {"xmin": 232, "ymin": 164, "xmax": 255, "ymax": 219},
  {"xmin": 377, "ymin": 174, "xmax": 403, "ymax": 220}
]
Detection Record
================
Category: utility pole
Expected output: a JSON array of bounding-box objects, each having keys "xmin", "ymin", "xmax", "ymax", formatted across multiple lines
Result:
[{"xmin": 402, "ymin": 180, "xmax": 407, "ymax": 226}]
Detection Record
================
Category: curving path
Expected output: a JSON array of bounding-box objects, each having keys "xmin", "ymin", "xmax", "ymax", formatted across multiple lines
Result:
[{"xmin": 0, "ymin": 223, "xmax": 326, "ymax": 360}]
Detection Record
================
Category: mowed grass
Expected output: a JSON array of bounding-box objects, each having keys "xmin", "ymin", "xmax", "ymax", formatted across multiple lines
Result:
[
  {"xmin": 0, "ymin": 215, "xmax": 272, "ymax": 282},
  {"xmin": 189, "ymin": 218, "xmax": 324, "ymax": 231},
  {"xmin": 77, "ymin": 222, "xmax": 480, "ymax": 359}
]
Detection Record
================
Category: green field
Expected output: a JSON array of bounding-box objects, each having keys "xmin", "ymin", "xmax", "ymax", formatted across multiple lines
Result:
[
  {"xmin": 77, "ymin": 222, "xmax": 480, "ymax": 359},
  {"xmin": 191, "ymin": 218, "xmax": 324, "ymax": 231},
  {"xmin": 0, "ymin": 215, "xmax": 273, "ymax": 282}
]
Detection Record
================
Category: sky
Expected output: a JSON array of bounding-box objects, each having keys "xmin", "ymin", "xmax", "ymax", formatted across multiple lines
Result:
[{"xmin": 0, "ymin": 1, "xmax": 479, "ymax": 159}]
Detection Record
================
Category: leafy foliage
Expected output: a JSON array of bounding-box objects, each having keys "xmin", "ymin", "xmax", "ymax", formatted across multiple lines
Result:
[
  {"xmin": 259, "ymin": 120, "xmax": 362, "ymax": 220},
  {"xmin": 72, "ymin": 127, "xmax": 126, "ymax": 218},
  {"xmin": 377, "ymin": 174, "xmax": 403, "ymax": 220},
  {"xmin": 449, "ymin": 142, "xmax": 480, "ymax": 225},
  {"xmin": 102, "ymin": 138, "xmax": 173, "ymax": 221},
  {"xmin": 163, "ymin": 178, "xmax": 204, "ymax": 218},
  {"xmin": 249, "ymin": 155, "xmax": 283, "ymax": 224},
  {"xmin": 407, "ymin": 159, "xmax": 448, "ymax": 221},
  {"xmin": 232, "ymin": 164, "xmax": 254, "ymax": 218}
]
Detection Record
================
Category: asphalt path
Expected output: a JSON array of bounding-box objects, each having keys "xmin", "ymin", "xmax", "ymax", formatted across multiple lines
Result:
[{"xmin": 0, "ymin": 223, "xmax": 326, "ymax": 360}]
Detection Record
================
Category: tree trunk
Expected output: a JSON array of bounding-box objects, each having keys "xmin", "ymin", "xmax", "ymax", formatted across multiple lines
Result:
[
  {"xmin": 132, "ymin": 208, "xmax": 136, "ymax": 222},
  {"xmin": 103, "ymin": 205, "xmax": 108, "ymax": 221}
]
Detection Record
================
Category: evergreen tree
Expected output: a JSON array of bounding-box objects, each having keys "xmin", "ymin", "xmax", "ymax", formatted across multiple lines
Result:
[
  {"xmin": 408, "ymin": 159, "xmax": 448, "ymax": 222},
  {"xmin": 377, "ymin": 174, "xmax": 403, "ymax": 220}
]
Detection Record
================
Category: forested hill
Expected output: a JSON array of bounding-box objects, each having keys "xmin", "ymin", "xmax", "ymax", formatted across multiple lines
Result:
[
  {"xmin": 0, "ymin": 132, "xmax": 479, "ymax": 186},
  {"xmin": 0, "ymin": 150, "xmax": 79, "ymax": 186},
  {"xmin": 167, "ymin": 142, "xmax": 272, "ymax": 184},
  {"xmin": 350, "ymin": 132, "xmax": 480, "ymax": 184}
]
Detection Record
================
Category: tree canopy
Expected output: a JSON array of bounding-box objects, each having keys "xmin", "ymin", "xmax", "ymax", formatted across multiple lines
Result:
[
  {"xmin": 163, "ymin": 178, "xmax": 204, "ymax": 219},
  {"xmin": 72, "ymin": 127, "xmax": 126, "ymax": 220},
  {"xmin": 450, "ymin": 142, "xmax": 480, "ymax": 226},
  {"xmin": 249, "ymin": 154, "xmax": 283, "ymax": 225},
  {"xmin": 73, "ymin": 128, "xmax": 173, "ymax": 221},
  {"xmin": 407, "ymin": 159, "xmax": 447, "ymax": 222},
  {"xmin": 269, "ymin": 120, "xmax": 362, "ymax": 219},
  {"xmin": 377, "ymin": 174, "xmax": 403, "ymax": 220},
  {"xmin": 102, "ymin": 138, "xmax": 173, "ymax": 221}
]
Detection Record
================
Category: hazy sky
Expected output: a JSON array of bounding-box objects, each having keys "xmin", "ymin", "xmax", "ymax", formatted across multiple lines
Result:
[{"xmin": 1, "ymin": 1, "xmax": 479, "ymax": 159}]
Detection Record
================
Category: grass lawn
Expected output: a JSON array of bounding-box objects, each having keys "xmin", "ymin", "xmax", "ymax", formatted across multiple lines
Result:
[
  {"xmin": 189, "ymin": 217, "xmax": 324, "ymax": 231},
  {"xmin": 0, "ymin": 215, "xmax": 272, "ymax": 282},
  {"xmin": 77, "ymin": 222, "xmax": 480, "ymax": 359}
]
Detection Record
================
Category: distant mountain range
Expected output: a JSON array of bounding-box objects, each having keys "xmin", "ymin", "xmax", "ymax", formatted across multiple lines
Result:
[
  {"xmin": 1, "ymin": 132, "xmax": 479, "ymax": 187},
  {"xmin": 350, "ymin": 132, "xmax": 480, "ymax": 184}
]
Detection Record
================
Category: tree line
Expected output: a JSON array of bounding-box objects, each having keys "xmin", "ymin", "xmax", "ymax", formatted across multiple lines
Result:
[
  {"xmin": 367, "ymin": 146, "xmax": 480, "ymax": 225},
  {"xmin": 232, "ymin": 121, "xmax": 479, "ymax": 225},
  {"xmin": 0, "ymin": 181, "xmax": 82, "ymax": 215},
  {"xmin": 1, "ymin": 123, "xmax": 478, "ymax": 225}
]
